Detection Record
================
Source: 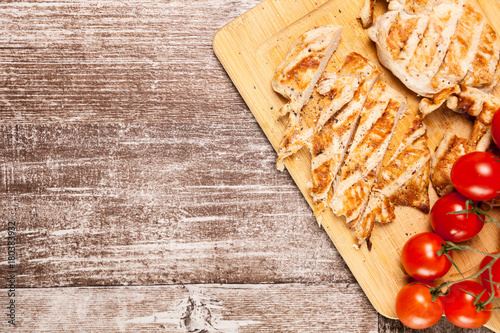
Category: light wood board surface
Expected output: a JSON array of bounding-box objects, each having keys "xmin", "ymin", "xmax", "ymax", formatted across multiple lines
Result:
[{"xmin": 213, "ymin": 0, "xmax": 500, "ymax": 330}]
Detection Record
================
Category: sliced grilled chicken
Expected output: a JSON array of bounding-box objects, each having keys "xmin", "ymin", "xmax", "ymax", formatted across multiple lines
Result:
[
  {"xmin": 369, "ymin": 0, "xmax": 465, "ymax": 97},
  {"xmin": 359, "ymin": 0, "xmax": 377, "ymax": 28},
  {"xmin": 276, "ymin": 53, "xmax": 376, "ymax": 171},
  {"xmin": 272, "ymin": 25, "xmax": 343, "ymax": 117},
  {"xmin": 310, "ymin": 55, "xmax": 381, "ymax": 215},
  {"xmin": 421, "ymin": 84, "xmax": 500, "ymax": 119},
  {"xmin": 329, "ymin": 81, "xmax": 406, "ymax": 223},
  {"xmin": 368, "ymin": 11, "xmax": 430, "ymax": 92},
  {"xmin": 463, "ymin": 23, "xmax": 500, "ymax": 90},
  {"xmin": 425, "ymin": 85, "xmax": 500, "ymax": 196},
  {"xmin": 369, "ymin": 0, "xmax": 500, "ymax": 100},
  {"xmin": 353, "ymin": 115, "xmax": 431, "ymax": 244},
  {"xmin": 431, "ymin": 2, "xmax": 484, "ymax": 92},
  {"xmin": 430, "ymin": 133, "xmax": 470, "ymax": 196},
  {"xmin": 388, "ymin": 0, "xmax": 439, "ymax": 14},
  {"xmin": 275, "ymin": 70, "xmax": 336, "ymax": 172},
  {"xmin": 389, "ymin": 157, "xmax": 431, "ymax": 213}
]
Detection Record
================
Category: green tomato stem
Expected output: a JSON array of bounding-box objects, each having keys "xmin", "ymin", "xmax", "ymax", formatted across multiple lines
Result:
[{"xmin": 430, "ymin": 244, "xmax": 500, "ymax": 309}]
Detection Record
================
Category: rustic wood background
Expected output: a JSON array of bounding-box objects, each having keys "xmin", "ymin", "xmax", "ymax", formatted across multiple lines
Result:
[{"xmin": 0, "ymin": 0, "xmax": 493, "ymax": 332}]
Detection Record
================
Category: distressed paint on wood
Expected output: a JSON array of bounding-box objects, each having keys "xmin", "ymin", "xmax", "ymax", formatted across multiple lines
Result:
[
  {"xmin": 0, "ymin": 284, "xmax": 378, "ymax": 332},
  {"xmin": 0, "ymin": 0, "xmax": 261, "ymax": 124},
  {"xmin": 0, "ymin": 123, "xmax": 353, "ymax": 287}
]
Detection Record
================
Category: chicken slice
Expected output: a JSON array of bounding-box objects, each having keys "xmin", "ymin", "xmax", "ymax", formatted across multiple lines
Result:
[
  {"xmin": 390, "ymin": 158, "xmax": 431, "ymax": 213},
  {"xmin": 404, "ymin": 0, "xmax": 464, "ymax": 96},
  {"xmin": 353, "ymin": 115, "xmax": 431, "ymax": 244},
  {"xmin": 368, "ymin": 0, "xmax": 500, "ymax": 98},
  {"xmin": 310, "ymin": 56, "xmax": 381, "ymax": 215},
  {"xmin": 430, "ymin": 133, "xmax": 470, "ymax": 196},
  {"xmin": 272, "ymin": 25, "xmax": 343, "ymax": 117},
  {"xmin": 329, "ymin": 81, "xmax": 406, "ymax": 223},
  {"xmin": 424, "ymin": 85, "xmax": 499, "ymax": 196},
  {"xmin": 430, "ymin": 119, "xmax": 494, "ymax": 199},
  {"xmin": 368, "ymin": 11, "xmax": 429, "ymax": 72},
  {"xmin": 431, "ymin": 2, "xmax": 484, "ymax": 91},
  {"xmin": 370, "ymin": 1, "xmax": 465, "ymax": 96},
  {"xmin": 463, "ymin": 23, "xmax": 500, "ymax": 90},
  {"xmin": 359, "ymin": 0, "xmax": 377, "ymax": 29},
  {"xmin": 276, "ymin": 53, "xmax": 376, "ymax": 171}
]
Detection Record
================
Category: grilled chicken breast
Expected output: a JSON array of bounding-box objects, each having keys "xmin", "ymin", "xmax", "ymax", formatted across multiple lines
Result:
[
  {"xmin": 423, "ymin": 84, "xmax": 500, "ymax": 196},
  {"xmin": 464, "ymin": 24, "xmax": 500, "ymax": 90},
  {"xmin": 431, "ymin": 2, "xmax": 484, "ymax": 92},
  {"xmin": 329, "ymin": 81, "xmax": 406, "ymax": 224},
  {"xmin": 276, "ymin": 53, "xmax": 377, "ymax": 171},
  {"xmin": 310, "ymin": 54, "xmax": 381, "ymax": 215},
  {"xmin": 353, "ymin": 115, "xmax": 431, "ymax": 244},
  {"xmin": 430, "ymin": 133, "xmax": 470, "ymax": 196},
  {"xmin": 359, "ymin": 0, "xmax": 377, "ymax": 28},
  {"xmin": 368, "ymin": 0, "xmax": 500, "ymax": 99},
  {"xmin": 421, "ymin": 84, "xmax": 500, "ymax": 120},
  {"xmin": 272, "ymin": 25, "xmax": 343, "ymax": 117}
]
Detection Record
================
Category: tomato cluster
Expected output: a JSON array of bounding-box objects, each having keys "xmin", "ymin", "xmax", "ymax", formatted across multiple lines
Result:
[{"xmin": 396, "ymin": 110, "xmax": 500, "ymax": 329}]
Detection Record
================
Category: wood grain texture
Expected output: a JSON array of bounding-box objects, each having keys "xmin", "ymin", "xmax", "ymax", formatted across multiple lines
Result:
[
  {"xmin": 0, "ymin": 122, "xmax": 353, "ymax": 287},
  {"xmin": 0, "ymin": 284, "xmax": 378, "ymax": 332},
  {"xmin": 0, "ymin": 0, "xmax": 260, "ymax": 124}
]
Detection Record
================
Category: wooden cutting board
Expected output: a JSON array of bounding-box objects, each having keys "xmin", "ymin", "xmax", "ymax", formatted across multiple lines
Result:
[{"xmin": 213, "ymin": 0, "xmax": 500, "ymax": 330}]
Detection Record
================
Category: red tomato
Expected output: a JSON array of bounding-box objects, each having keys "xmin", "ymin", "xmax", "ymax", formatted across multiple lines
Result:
[
  {"xmin": 401, "ymin": 232, "xmax": 452, "ymax": 281},
  {"xmin": 480, "ymin": 252, "xmax": 500, "ymax": 298},
  {"xmin": 396, "ymin": 282, "xmax": 443, "ymax": 329},
  {"xmin": 450, "ymin": 152, "xmax": 500, "ymax": 201},
  {"xmin": 492, "ymin": 109, "xmax": 500, "ymax": 148},
  {"xmin": 443, "ymin": 280, "xmax": 492, "ymax": 329},
  {"xmin": 430, "ymin": 192, "xmax": 484, "ymax": 242}
]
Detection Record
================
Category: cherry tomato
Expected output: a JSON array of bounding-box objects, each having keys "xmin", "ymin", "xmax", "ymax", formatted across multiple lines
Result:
[
  {"xmin": 480, "ymin": 252, "xmax": 500, "ymax": 298},
  {"xmin": 450, "ymin": 152, "xmax": 500, "ymax": 201},
  {"xmin": 396, "ymin": 282, "xmax": 443, "ymax": 329},
  {"xmin": 443, "ymin": 280, "xmax": 492, "ymax": 329},
  {"xmin": 401, "ymin": 232, "xmax": 452, "ymax": 281},
  {"xmin": 430, "ymin": 192, "xmax": 484, "ymax": 242},
  {"xmin": 492, "ymin": 109, "xmax": 500, "ymax": 148}
]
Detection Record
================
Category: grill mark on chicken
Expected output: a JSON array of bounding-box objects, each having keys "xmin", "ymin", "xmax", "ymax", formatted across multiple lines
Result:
[
  {"xmin": 390, "ymin": 160, "xmax": 431, "ymax": 213},
  {"xmin": 386, "ymin": 14, "xmax": 420, "ymax": 61},
  {"xmin": 276, "ymin": 53, "xmax": 376, "ymax": 171},
  {"xmin": 431, "ymin": 133, "xmax": 470, "ymax": 196},
  {"xmin": 463, "ymin": 24, "xmax": 500, "ymax": 89},
  {"xmin": 284, "ymin": 56, "xmax": 320, "ymax": 90},
  {"xmin": 272, "ymin": 25, "xmax": 343, "ymax": 117},
  {"xmin": 368, "ymin": 0, "xmax": 500, "ymax": 98},
  {"xmin": 330, "ymin": 84, "xmax": 405, "ymax": 224},
  {"xmin": 431, "ymin": 2, "xmax": 484, "ymax": 91},
  {"xmin": 405, "ymin": 1, "xmax": 464, "ymax": 93},
  {"xmin": 353, "ymin": 115, "xmax": 430, "ymax": 245},
  {"xmin": 310, "ymin": 54, "xmax": 380, "ymax": 215}
]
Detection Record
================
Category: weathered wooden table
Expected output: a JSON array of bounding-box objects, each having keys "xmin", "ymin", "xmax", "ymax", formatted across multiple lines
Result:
[{"xmin": 0, "ymin": 0, "xmax": 493, "ymax": 332}]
